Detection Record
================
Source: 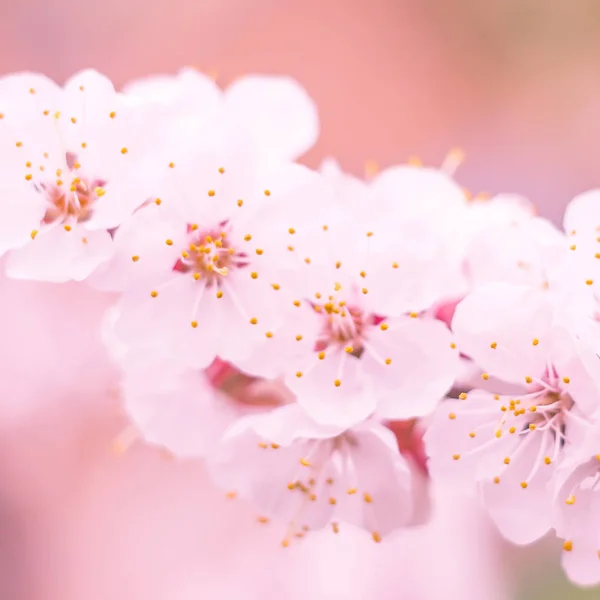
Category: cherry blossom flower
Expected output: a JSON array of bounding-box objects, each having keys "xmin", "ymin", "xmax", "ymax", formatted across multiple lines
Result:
[
  {"xmin": 0, "ymin": 70, "xmax": 156, "ymax": 282},
  {"xmin": 211, "ymin": 403, "xmax": 415, "ymax": 546},
  {"xmin": 104, "ymin": 162, "xmax": 331, "ymax": 369},
  {"xmin": 553, "ymin": 420, "xmax": 600, "ymax": 587},
  {"xmin": 425, "ymin": 282, "xmax": 600, "ymax": 544}
]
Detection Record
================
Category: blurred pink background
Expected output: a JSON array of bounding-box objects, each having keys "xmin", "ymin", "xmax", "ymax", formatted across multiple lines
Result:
[{"xmin": 1, "ymin": 1, "xmax": 600, "ymax": 598}]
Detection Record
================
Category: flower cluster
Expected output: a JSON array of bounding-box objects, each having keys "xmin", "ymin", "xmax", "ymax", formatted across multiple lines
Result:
[{"xmin": 2, "ymin": 68, "xmax": 600, "ymax": 588}]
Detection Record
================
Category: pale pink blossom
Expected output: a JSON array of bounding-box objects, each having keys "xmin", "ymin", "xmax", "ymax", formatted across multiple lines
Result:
[
  {"xmin": 123, "ymin": 69, "xmax": 319, "ymax": 167},
  {"xmin": 425, "ymin": 282, "xmax": 600, "ymax": 544},
  {"xmin": 211, "ymin": 404, "xmax": 416, "ymax": 546},
  {"xmin": 0, "ymin": 70, "xmax": 156, "ymax": 281},
  {"xmin": 119, "ymin": 358, "xmax": 241, "ymax": 459},
  {"xmin": 102, "ymin": 162, "xmax": 333, "ymax": 369},
  {"xmin": 464, "ymin": 215, "xmax": 567, "ymax": 291},
  {"xmin": 553, "ymin": 420, "xmax": 600, "ymax": 587}
]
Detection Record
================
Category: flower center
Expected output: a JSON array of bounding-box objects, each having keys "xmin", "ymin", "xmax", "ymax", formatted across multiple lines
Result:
[
  {"xmin": 35, "ymin": 154, "xmax": 105, "ymax": 227},
  {"xmin": 314, "ymin": 297, "xmax": 372, "ymax": 357},
  {"xmin": 175, "ymin": 225, "xmax": 248, "ymax": 286}
]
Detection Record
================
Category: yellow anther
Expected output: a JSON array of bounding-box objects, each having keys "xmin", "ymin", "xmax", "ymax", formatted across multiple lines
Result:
[
  {"xmin": 25, "ymin": 161, "xmax": 31, "ymax": 168},
  {"xmin": 520, "ymin": 482, "xmax": 528, "ymax": 489},
  {"xmin": 288, "ymin": 228, "xmax": 296, "ymax": 235},
  {"xmin": 409, "ymin": 311, "xmax": 418, "ymax": 318},
  {"xmin": 249, "ymin": 317, "xmax": 258, "ymax": 325},
  {"xmin": 562, "ymin": 376, "xmax": 570, "ymax": 384},
  {"xmin": 493, "ymin": 476, "xmax": 500, "ymax": 484},
  {"xmin": 509, "ymin": 426, "xmax": 516, "ymax": 434},
  {"xmin": 448, "ymin": 412, "xmax": 456, "ymax": 420},
  {"xmin": 25, "ymin": 174, "xmax": 32, "ymax": 181},
  {"xmin": 30, "ymin": 230, "xmax": 38, "ymax": 239},
  {"xmin": 271, "ymin": 283, "xmax": 280, "ymax": 291},
  {"xmin": 257, "ymin": 516, "xmax": 269, "ymax": 524},
  {"xmin": 335, "ymin": 261, "xmax": 342, "ymax": 269},
  {"xmin": 244, "ymin": 234, "xmax": 252, "ymax": 241},
  {"xmin": 450, "ymin": 342, "xmax": 457, "ymax": 349},
  {"xmin": 490, "ymin": 342, "xmax": 497, "ymax": 349},
  {"xmin": 372, "ymin": 532, "xmax": 382, "ymax": 543},
  {"xmin": 56, "ymin": 179, "xmax": 63, "ymax": 186},
  {"xmin": 95, "ymin": 187, "xmax": 106, "ymax": 197},
  {"xmin": 380, "ymin": 323, "xmax": 388, "ymax": 331},
  {"xmin": 155, "ymin": 198, "xmax": 162, "ymax": 205},
  {"xmin": 264, "ymin": 189, "xmax": 271, "ymax": 196},
  {"xmin": 363, "ymin": 493, "xmax": 373, "ymax": 503},
  {"xmin": 360, "ymin": 270, "xmax": 366, "ymax": 278},
  {"xmin": 469, "ymin": 432, "xmax": 476, "ymax": 438},
  {"xmin": 544, "ymin": 456, "xmax": 552, "ymax": 465},
  {"xmin": 334, "ymin": 379, "xmax": 341, "ymax": 387},
  {"xmin": 385, "ymin": 358, "xmax": 392, "ymax": 365},
  {"xmin": 109, "ymin": 111, "xmax": 116, "ymax": 118},
  {"xmin": 362, "ymin": 287, "xmax": 368, "ymax": 294},
  {"xmin": 165, "ymin": 239, "xmax": 173, "ymax": 246},
  {"xmin": 150, "ymin": 291, "xmax": 158, "ymax": 298},
  {"xmin": 495, "ymin": 430, "xmax": 502, "ymax": 438},
  {"xmin": 532, "ymin": 338, "xmax": 539, "ymax": 346},
  {"xmin": 265, "ymin": 331, "xmax": 273, "ymax": 338},
  {"xmin": 169, "ymin": 162, "xmax": 175, "ymax": 168},
  {"xmin": 216, "ymin": 290, "xmax": 223, "ymax": 299},
  {"xmin": 237, "ymin": 199, "xmax": 243, "ymax": 207},
  {"xmin": 250, "ymin": 272, "xmax": 258, "ymax": 279},
  {"xmin": 218, "ymin": 167, "xmax": 225, "ymax": 174},
  {"xmin": 481, "ymin": 373, "xmax": 489, "ymax": 380},
  {"xmin": 191, "ymin": 321, "xmax": 198, "ymax": 328},
  {"xmin": 318, "ymin": 351, "xmax": 326, "ymax": 360},
  {"xmin": 586, "ymin": 279, "xmax": 594, "ymax": 286},
  {"xmin": 257, "ymin": 442, "xmax": 268, "ymax": 449},
  {"xmin": 452, "ymin": 454, "xmax": 460, "ymax": 461},
  {"xmin": 329, "ymin": 497, "xmax": 337, "ymax": 505},
  {"xmin": 15, "ymin": 141, "xmax": 23, "ymax": 147},
  {"xmin": 208, "ymin": 190, "xmax": 215, "ymax": 197},
  {"xmin": 459, "ymin": 392, "xmax": 467, "ymax": 400},
  {"xmin": 63, "ymin": 225, "xmax": 72, "ymax": 232},
  {"xmin": 296, "ymin": 371, "xmax": 303, "ymax": 378},
  {"xmin": 193, "ymin": 273, "xmax": 201, "ymax": 280},
  {"xmin": 271, "ymin": 443, "xmax": 280, "ymax": 449},
  {"xmin": 255, "ymin": 248, "xmax": 263, "ymax": 255},
  {"xmin": 345, "ymin": 345, "xmax": 353, "ymax": 353},
  {"xmin": 563, "ymin": 540, "xmax": 573, "ymax": 552},
  {"xmin": 347, "ymin": 488, "xmax": 357, "ymax": 495},
  {"xmin": 525, "ymin": 376, "xmax": 533, "ymax": 384},
  {"xmin": 503, "ymin": 457, "xmax": 510, "ymax": 465},
  {"xmin": 296, "ymin": 335, "xmax": 303, "ymax": 341},
  {"xmin": 300, "ymin": 457, "xmax": 310, "ymax": 467},
  {"xmin": 131, "ymin": 255, "xmax": 140, "ymax": 262},
  {"xmin": 565, "ymin": 495, "xmax": 576, "ymax": 505},
  {"xmin": 81, "ymin": 142, "xmax": 87, "ymax": 148},
  {"xmin": 366, "ymin": 231, "xmax": 374, "ymax": 237},
  {"xmin": 293, "ymin": 300, "xmax": 301, "ymax": 307}
]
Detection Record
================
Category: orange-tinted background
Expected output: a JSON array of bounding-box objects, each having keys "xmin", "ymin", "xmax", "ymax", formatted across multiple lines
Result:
[{"xmin": 2, "ymin": 0, "xmax": 600, "ymax": 224}]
